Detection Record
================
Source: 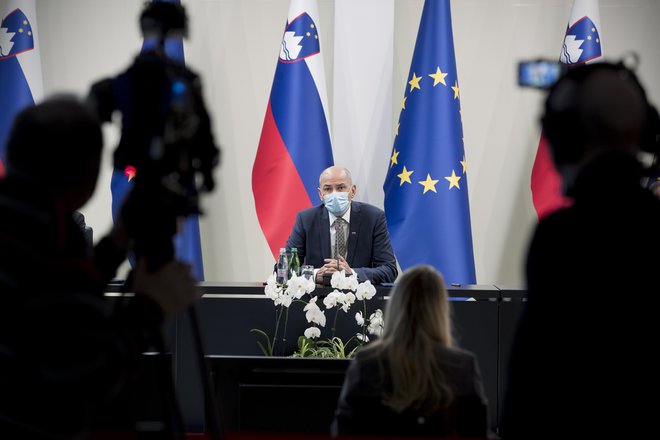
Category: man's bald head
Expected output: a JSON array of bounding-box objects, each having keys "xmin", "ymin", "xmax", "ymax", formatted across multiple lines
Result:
[
  {"xmin": 319, "ymin": 165, "xmax": 353, "ymax": 186},
  {"xmin": 318, "ymin": 165, "xmax": 356, "ymax": 204}
]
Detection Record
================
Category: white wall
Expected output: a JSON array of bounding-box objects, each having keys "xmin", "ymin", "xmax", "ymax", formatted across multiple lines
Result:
[{"xmin": 33, "ymin": 0, "xmax": 660, "ymax": 286}]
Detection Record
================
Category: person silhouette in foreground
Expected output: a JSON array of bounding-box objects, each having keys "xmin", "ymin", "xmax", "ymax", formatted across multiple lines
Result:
[
  {"xmin": 502, "ymin": 62, "xmax": 660, "ymax": 439},
  {"xmin": 0, "ymin": 96, "xmax": 199, "ymax": 439},
  {"xmin": 332, "ymin": 265, "xmax": 491, "ymax": 438}
]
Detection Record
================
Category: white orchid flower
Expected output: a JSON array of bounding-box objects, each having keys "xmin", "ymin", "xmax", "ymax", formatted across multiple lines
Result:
[
  {"xmin": 323, "ymin": 290, "xmax": 341, "ymax": 309},
  {"xmin": 367, "ymin": 309, "xmax": 384, "ymax": 335},
  {"xmin": 356, "ymin": 280, "xmax": 376, "ymax": 300},
  {"xmin": 340, "ymin": 292, "xmax": 356, "ymax": 312},
  {"xmin": 306, "ymin": 306, "xmax": 326, "ymax": 327},
  {"xmin": 343, "ymin": 274, "xmax": 359, "ymax": 291},
  {"xmin": 303, "ymin": 296, "xmax": 319, "ymax": 311},
  {"xmin": 285, "ymin": 273, "xmax": 309, "ymax": 299},
  {"xmin": 266, "ymin": 272, "xmax": 277, "ymax": 287},
  {"xmin": 330, "ymin": 270, "xmax": 345, "ymax": 288},
  {"xmin": 337, "ymin": 274, "xmax": 352, "ymax": 291},
  {"xmin": 279, "ymin": 292, "xmax": 293, "ymax": 308},
  {"xmin": 304, "ymin": 326, "xmax": 321, "ymax": 339},
  {"xmin": 304, "ymin": 297, "xmax": 325, "ymax": 326},
  {"xmin": 305, "ymin": 276, "xmax": 316, "ymax": 293},
  {"xmin": 367, "ymin": 320, "xmax": 383, "ymax": 336},
  {"xmin": 264, "ymin": 283, "xmax": 280, "ymax": 302},
  {"xmin": 356, "ymin": 333, "xmax": 370, "ymax": 342},
  {"xmin": 355, "ymin": 311, "xmax": 364, "ymax": 326}
]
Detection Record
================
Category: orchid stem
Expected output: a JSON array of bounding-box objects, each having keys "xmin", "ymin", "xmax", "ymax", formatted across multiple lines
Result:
[
  {"xmin": 362, "ymin": 299, "xmax": 368, "ymax": 345},
  {"xmin": 332, "ymin": 308, "xmax": 340, "ymax": 339},
  {"xmin": 273, "ymin": 304, "xmax": 284, "ymax": 356},
  {"xmin": 282, "ymin": 305, "xmax": 290, "ymax": 356}
]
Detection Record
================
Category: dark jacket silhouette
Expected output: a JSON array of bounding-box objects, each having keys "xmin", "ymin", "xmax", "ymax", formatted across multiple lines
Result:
[
  {"xmin": 502, "ymin": 61, "xmax": 660, "ymax": 439},
  {"xmin": 333, "ymin": 344, "xmax": 489, "ymax": 438}
]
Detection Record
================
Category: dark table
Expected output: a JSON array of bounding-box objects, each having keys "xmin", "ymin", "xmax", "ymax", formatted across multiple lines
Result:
[{"xmin": 107, "ymin": 282, "xmax": 526, "ymax": 436}]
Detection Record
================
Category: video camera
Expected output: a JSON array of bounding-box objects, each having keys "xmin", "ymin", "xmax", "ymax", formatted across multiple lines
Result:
[
  {"xmin": 88, "ymin": 1, "xmax": 220, "ymax": 269},
  {"xmin": 518, "ymin": 59, "xmax": 567, "ymax": 89}
]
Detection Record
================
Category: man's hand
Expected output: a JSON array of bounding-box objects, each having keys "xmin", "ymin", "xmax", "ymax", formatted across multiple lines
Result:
[
  {"xmin": 336, "ymin": 256, "xmax": 353, "ymax": 275},
  {"xmin": 316, "ymin": 257, "xmax": 353, "ymax": 283}
]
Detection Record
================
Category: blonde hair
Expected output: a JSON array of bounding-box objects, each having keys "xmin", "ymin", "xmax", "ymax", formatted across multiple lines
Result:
[{"xmin": 367, "ymin": 265, "xmax": 455, "ymax": 413}]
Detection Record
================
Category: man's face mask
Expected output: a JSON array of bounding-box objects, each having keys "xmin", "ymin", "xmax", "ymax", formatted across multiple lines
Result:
[{"xmin": 324, "ymin": 192, "xmax": 350, "ymax": 216}]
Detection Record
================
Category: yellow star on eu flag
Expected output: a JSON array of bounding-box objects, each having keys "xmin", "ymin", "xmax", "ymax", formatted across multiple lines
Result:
[
  {"xmin": 398, "ymin": 166, "xmax": 413, "ymax": 186},
  {"xmin": 445, "ymin": 170, "xmax": 461, "ymax": 189},
  {"xmin": 390, "ymin": 149, "xmax": 400, "ymax": 168},
  {"xmin": 419, "ymin": 173, "xmax": 439, "ymax": 194},
  {"xmin": 408, "ymin": 72, "xmax": 422, "ymax": 92},
  {"xmin": 451, "ymin": 81, "xmax": 460, "ymax": 99},
  {"xmin": 429, "ymin": 66, "xmax": 448, "ymax": 87}
]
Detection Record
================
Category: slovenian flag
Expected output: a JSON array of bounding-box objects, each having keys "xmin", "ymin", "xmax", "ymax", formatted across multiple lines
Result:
[
  {"xmin": 0, "ymin": 0, "xmax": 43, "ymax": 176},
  {"xmin": 531, "ymin": 0, "xmax": 603, "ymax": 219},
  {"xmin": 252, "ymin": 0, "xmax": 334, "ymax": 258}
]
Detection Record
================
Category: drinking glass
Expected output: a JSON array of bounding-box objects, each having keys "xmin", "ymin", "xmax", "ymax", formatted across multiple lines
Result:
[{"xmin": 301, "ymin": 265, "xmax": 315, "ymax": 280}]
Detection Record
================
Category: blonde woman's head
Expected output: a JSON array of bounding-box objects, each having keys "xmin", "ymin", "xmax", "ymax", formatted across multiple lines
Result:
[{"xmin": 381, "ymin": 265, "xmax": 453, "ymax": 348}]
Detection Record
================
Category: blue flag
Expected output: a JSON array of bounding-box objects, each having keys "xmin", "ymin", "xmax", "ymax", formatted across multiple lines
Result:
[
  {"xmin": 111, "ymin": 0, "xmax": 205, "ymax": 281},
  {"xmin": 0, "ymin": 1, "xmax": 42, "ymax": 174},
  {"xmin": 383, "ymin": 0, "xmax": 475, "ymax": 284}
]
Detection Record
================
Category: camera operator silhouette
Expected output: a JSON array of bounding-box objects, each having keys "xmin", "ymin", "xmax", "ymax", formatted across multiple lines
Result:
[
  {"xmin": 502, "ymin": 60, "xmax": 660, "ymax": 439},
  {"xmin": 0, "ymin": 96, "xmax": 200, "ymax": 439}
]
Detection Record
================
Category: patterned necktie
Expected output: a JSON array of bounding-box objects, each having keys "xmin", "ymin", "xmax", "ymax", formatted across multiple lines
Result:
[{"xmin": 334, "ymin": 217, "xmax": 347, "ymax": 259}]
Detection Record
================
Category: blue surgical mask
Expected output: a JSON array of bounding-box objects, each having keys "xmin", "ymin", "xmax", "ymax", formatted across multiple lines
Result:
[{"xmin": 323, "ymin": 192, "xmax": 350, "ymax": 216}]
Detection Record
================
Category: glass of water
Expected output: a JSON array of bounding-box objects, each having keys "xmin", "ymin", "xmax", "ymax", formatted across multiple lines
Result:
[{"xmin": 301, "ymin": 265, "xmax": 315, "ymax": 281}]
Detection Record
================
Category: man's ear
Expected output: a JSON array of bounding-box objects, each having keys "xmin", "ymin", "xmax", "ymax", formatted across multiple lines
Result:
[
  {"xmin": 349, "ymin": 185, "xmax": 357, "ymax": 200},
  {"xmin": 318, "ymin": 188, "xmax": 324, "ymax": 202}
]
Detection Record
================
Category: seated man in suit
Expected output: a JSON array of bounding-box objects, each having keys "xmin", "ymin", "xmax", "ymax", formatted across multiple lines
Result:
[{"xmin": 285, "ymin": 165, "xmax": 398, "ymax": 285}]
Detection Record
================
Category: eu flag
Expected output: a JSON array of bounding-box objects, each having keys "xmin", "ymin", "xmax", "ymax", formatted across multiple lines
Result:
[
  {"xmin": 383, "ymin": 0, "xmax": 475, "ymax": 284},
  {"xmin": 110, "ymin": 0, "xmax": 205, "ymax": 281}
]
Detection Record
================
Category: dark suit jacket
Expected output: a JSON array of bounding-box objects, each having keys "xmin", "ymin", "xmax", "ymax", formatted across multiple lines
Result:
[
  {"xmin": 285, "ymin": 201, "xmax": 398, "ymax": 284},
  {"xmin": 502, "ymin": 154, "xmax": 660, "ymax": 439},
  {"xmin": 332, "ymin": 344, "xmax": 490, "ymax": 438}
]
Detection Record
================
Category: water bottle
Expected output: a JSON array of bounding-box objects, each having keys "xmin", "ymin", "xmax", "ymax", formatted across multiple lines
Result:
[
  {"xmin": 276, "ymin": 247, "xmax": 289, "ymax": 285},
  {"xmin": 289, "ymin": 248, "xmax": 300, "ymax": 278}
]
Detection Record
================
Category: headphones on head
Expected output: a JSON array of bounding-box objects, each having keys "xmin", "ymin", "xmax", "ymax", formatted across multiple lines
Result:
[{"xmin": 541, "ymin": 58, "xmax": 660, "ymax": 171}]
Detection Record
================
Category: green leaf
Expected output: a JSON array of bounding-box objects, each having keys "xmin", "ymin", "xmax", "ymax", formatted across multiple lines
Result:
[
  {"xmin": 255, "ymin": 341, "xmax": 269, "ymax": 357},
  {"xmin": 294, "ymin": 335, "xmax": 313, "ymax": 358},
  {"xmin": 250, "ymin": 328, "xmax": 274, "ymax": 356}
]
